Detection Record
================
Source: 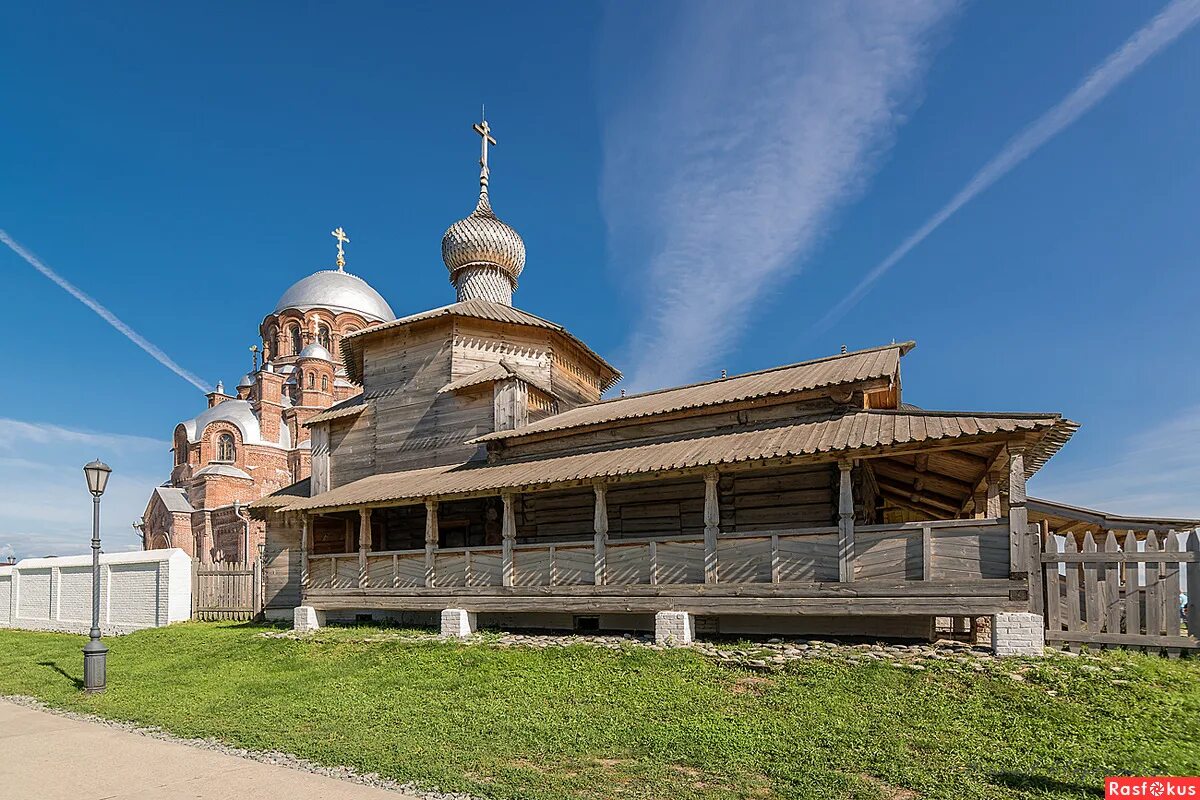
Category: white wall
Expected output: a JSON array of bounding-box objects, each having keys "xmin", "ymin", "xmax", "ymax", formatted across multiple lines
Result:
[{"xmin": 0, "ymin": 549, "xmax": 191, "ymax": 635}]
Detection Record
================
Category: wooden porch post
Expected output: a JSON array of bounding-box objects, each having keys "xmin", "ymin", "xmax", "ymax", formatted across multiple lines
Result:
[
  {"xmin": 299, "ymin": 513, "xmax": 309, "ymax": 599},
  {"xmin": 703, "ymin": 470, "xmax": 720, "ymax": 584},
  {"xmin": 593, "ymin": 483, "xmax": 608, "ymax": 586},
  {"xmin": 838, "ymin": 459, "xmax": 855, "ymax": 582},
  {"xmin": 424, "ymin": 500, "xmax": 439, "ymax": 588},
  {"xmin": 1007, "ymin": 446, "xmax": 1028, "ymax": 580},
  {"xmin": 358, "ymin": 507, "xmax": 372, "ymax": 589},
  {"xmin": 501, "ymin": 493, "xmax": 516, "ymax": 587}
]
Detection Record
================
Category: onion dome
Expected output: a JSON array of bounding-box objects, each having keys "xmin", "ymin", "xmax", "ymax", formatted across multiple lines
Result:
[
  {"xmin": 236, "ymin": 372, "xmax": 255, "ymax": 389},
  {"xmin": 441, "ymin": 116, "xmax": 525, "ymax": 306},
  {"xmin": 273, "ymin": 270, "xmax": 395, "ymax": 322},
  {"xmin": 297, "ymin": 343, "xmax": 334, "ymax": 361}
]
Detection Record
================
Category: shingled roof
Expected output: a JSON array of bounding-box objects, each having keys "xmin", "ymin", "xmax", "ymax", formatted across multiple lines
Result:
[
  {"xmin": 280, "ymin": 408, "xmax": 1071, "ymax": 513},
  {"xmin": 248, "ymin": 477, "xmax": 312, "ymax": 512},
  {"xmin": 473, "ymin": 342, "xmax": 914, "ymax": 444}
]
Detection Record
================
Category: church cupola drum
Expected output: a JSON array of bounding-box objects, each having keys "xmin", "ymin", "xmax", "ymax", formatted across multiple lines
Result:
[{"xmin": 441, "ymin": 116, "xmax": 526, "ymax": 305}]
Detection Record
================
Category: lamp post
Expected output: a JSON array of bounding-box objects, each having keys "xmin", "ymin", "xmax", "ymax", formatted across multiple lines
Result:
[{"xmin": 82, "ymin": 459, "xmax": 111, "ymax": 694}]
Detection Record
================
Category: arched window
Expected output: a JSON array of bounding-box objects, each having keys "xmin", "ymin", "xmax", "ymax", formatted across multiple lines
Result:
[
  {"xmin": 321, "ymin": 374, "xmax": 329, "ymax": 391},
  {"xmin": 307, "ymin": 371, "xmax": 315, "ymax": 389},
  {"xmin": 216, "ymin": 433, "xmax": 236, "ymax": 462},
  {"xmin": 318, "ymin": 324, "xmax": 331, "ymax": 351},
  {"xmin": 289, "ymin": 325, "xmax": 302, "ymax": 355},
  {"xmin": 173, "ymin": 426, "xmax": 188, "ymax": 466}
]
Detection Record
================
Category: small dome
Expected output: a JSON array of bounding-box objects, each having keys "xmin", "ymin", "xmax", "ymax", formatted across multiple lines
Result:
[
  {"xmin": 236, "ymin": 372, "xmax": 255, "ymax": 388},
  {"xmin": 298, "ymin": 343, "xmax": 334, "ymax": 361},
  {"xmin": 274, "ymin": 270, "xmax": 395, "ymax": 322},
  {"xmin": 442, "ymin": 196, "xmax": 526, "ymax": 286}
]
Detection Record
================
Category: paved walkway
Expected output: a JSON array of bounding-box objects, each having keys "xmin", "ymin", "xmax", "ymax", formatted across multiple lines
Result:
[{"xmin": 0, "ymin": 700, "xmax": 421, "ymax": 799}]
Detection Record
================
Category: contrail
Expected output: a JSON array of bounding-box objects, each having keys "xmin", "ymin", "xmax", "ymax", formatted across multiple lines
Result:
[
  {"xmin": 817, "ymin": 0, "xmax": 1200, "ymax": 331},
  {"xmin": 2, "ymin": 229, "xmax": 211, "ymax": 392}
]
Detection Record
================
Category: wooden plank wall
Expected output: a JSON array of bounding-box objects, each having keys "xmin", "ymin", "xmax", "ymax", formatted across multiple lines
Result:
[
  {"xmin": 720, "ymin": 465, "xmax": 837, "ymax": 532},
  {"xmin": 360, "ymin": 327, "xmax": 494, "ymax": 475},
  {"xmin": 262, "ymin": 517, "xmax": 301, "ymax": 612},
  {"xmin": 327, "ymin": 411, "xmax": 377, "ymax": 489}
]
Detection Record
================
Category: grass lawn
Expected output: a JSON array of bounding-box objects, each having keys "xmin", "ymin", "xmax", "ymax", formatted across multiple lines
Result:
[{"xmin": 0, "ymin": 623, "xmax": 1196, "ymax": 799}]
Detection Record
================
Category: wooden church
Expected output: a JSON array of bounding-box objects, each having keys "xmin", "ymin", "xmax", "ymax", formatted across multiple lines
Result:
[{"xmin": 251, "ymin": 118, "xmax": 1193, "ymax": 650}]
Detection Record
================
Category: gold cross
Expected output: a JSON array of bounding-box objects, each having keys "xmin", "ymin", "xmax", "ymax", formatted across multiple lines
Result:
[{"xmin": 331, "ymin": 227, "xmax": 350, "ymax": 270}]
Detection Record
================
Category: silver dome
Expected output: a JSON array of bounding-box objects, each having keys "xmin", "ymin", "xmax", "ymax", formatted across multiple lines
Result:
[
  {"xmin": 297, "ymin": 343, "xmax": 334, "ymax": 361},
  {"xmin": 236, "ymin": 372, "xmax": 255, "ymax": 388},
  {"xmin": 442, "ymin": 197, "xmax": 526, "ymax": 283},
  {"xmin": 273, "ymin": 270, "xmax": 395, "ymax": 322}
]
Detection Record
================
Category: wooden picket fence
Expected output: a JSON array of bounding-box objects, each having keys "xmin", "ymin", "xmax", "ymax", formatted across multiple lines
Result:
[
  {"xmin": 1037, "ymin": 530, "xmax": 1199, "ymax": 655},
  {"xmin": 192, "ymin": 560, "xmax": 262, "ymax": 621}
]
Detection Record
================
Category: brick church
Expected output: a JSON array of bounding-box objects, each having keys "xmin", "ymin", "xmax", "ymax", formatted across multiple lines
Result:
[{"xmin": 137, "ymin": 232, "xmax": 395, "ymax": 563}]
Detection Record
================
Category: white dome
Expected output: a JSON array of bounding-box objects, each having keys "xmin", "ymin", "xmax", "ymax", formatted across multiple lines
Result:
[
  {"xmin": 298, "ymin": 343, "xmax": 334, "ymax": 361},
  {"xmin": 273, "ymin": 270, "xmax": 395, "ymax": 322},
  {"xmin": 180, "ymin": 400, "xmax": 290, "ymax": 449}
]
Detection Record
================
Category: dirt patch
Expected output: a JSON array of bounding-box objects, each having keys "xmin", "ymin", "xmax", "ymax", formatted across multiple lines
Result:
[
  {"xmin": 859, "ymin": 772, "xmax": 919, "ymax": 799},
  {"xmin": 730, "ymin": 675, "xmax": 774, "ymax": 696}
]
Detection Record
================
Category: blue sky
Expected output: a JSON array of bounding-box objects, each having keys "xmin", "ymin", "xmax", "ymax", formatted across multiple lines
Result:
[{"xmin": 4, "ymin": 1, "xmax": 1199, "ymax": 558}]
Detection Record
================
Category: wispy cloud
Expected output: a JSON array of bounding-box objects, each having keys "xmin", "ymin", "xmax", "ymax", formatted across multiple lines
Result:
[
  {"xmin": 1, "ymin": 229, "xmax": 211, "ymax": 393},
  {"xmin": 817, "ymin": 0, "xmax": 1200, "ymax": 331},
  {"xmin": 0, "ymin": 418, "xmax": 165, "ymax": 453},
  {"xmin": 1032, "ymin": 405, "xmax": 1200, "ymax": 519},
  {"xmin": 599, "ymin": 1, "xmax": 958, "ymax": 391},
  {"xmin": 0, "ymin": 419, "xmax": 165, "ymax": 559}
]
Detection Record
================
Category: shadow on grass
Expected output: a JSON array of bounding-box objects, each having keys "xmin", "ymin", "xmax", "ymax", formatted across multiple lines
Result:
[
  {"xmin": 991, "ymin": 772, "xmax": 1103, "ymax": 797},
  {"xmin": 36, "ymin": 661, "xmax": 83, "ymax": 691}
]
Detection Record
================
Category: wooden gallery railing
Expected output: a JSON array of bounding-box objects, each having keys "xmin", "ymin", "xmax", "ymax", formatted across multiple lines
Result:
[
  {"xmin": 305, "ymin": 519, "xmax": 1012, "ymax": 592},
  {"xmin": 1036, "ymin": 530, "xmax": 1200, "ymax": 655}
]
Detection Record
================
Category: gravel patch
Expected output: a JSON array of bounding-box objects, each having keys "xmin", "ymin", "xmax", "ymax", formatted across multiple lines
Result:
[{"xmin": 0, "ymin": 695, "xmax": 480, "ymax": 800}]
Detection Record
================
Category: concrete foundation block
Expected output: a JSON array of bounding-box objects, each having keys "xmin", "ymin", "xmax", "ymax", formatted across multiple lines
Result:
[
  {"xmin": 991, "ymin": 612, "xmax": 1045, "ymax": 657},
  {"xmin": 655, "ymin": 610, "xmax": 695, "ymax": 646},
  {"xmin": 440, "ymin": 608, "xmax": 477, "ymax": 638},
  {"xmin": 293, "ymin": 605, "xmax": 325, "ymax": 633}
]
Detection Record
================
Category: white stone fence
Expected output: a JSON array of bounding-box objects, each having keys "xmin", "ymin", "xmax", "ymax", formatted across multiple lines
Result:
[{"xmin": 0, "ymin": 549, "xmax": 192, "ymax": 635}]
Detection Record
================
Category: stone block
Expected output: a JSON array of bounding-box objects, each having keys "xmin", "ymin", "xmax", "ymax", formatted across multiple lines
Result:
[
  {"xmin": 293, "ymin": 605, "xmax": 325, "ymax": 633},
  {"xmin": 441, "ymin": 608, "xmax": 477, "ymax": 638},
  {"xmin": 991, "ymin": 612, "xmax": 1045, "ymax": 657},
  {"xmin": 655, "ymin": 610, "xmax": 695, "ymax": 646}
]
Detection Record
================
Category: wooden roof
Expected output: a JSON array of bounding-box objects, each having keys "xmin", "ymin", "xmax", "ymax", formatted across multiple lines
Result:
[
  {"xmin": 438, "ymin": 359, "xmax": 555, "ymax": 397},
  {"xmin": 279, "ymin": 408, "xmax": 1066, "ymax": 513},
  {"xmin": 1028, "ymin": 496, "xmax": 1200, "ymax": 534},
  {"xmin": 248, "ymin": 477, "xmax": 312, "ymax": 514},
  {"xmin": 303, "ymin": 395, "xmax": 368, "ymax": 427},
  {"xmin": 474, "ymin": 342, "xmax": 914, "ymax": 445},
  {"xmin": 338, "ymin": 299, "xmax": 620, "ymax": 388}
]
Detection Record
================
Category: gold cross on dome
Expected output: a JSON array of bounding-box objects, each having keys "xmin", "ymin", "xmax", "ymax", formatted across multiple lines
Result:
[{"xmin": 331, "ymin": 227, "xmax": 350, "ymax": 271}]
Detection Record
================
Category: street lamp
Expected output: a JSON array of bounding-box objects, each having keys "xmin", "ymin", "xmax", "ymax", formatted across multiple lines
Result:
[{"xmin": 82, "ymin": 459, "xmax": 111, "ymax": 694}]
